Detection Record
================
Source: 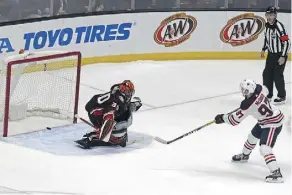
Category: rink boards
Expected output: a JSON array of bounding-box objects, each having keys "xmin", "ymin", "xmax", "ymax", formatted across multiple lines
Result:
[{"xmin": 0, "ymin": 11, "xmax": 291, "ymax": 64}]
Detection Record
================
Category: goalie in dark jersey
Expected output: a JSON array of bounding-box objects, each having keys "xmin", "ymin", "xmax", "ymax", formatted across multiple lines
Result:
[{"xmin": 75, "ymin": 80, "xmax": 142, "ymax": 149}]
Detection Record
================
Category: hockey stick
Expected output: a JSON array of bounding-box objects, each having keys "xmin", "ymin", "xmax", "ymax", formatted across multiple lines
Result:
[
  {"xmin": 153, "ymin": 108, "xmax": 239, "ymax": 145},
  {"xmin": 154, "ymin": 120, "xmax": 216, "ymax": 144},
  {"xmin": 74, "ymin": 114, "xmax": 98, "ymax": 130}
]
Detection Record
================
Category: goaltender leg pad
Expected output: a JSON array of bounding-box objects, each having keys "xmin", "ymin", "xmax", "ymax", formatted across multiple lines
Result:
[
  {"xmin": 88, "ymin": 112, "xmax": 101, "ymax": 127},
  {"xmin": 99, "ymin": 119, "xmax": 116, "ymax": 142},
  {"xmin": 109, "ymin": 133, "xmax": 128, "ymax": 147},
  {"xmin": 112, "ymin": 128, "xmax": 127, "ymax": 137}
]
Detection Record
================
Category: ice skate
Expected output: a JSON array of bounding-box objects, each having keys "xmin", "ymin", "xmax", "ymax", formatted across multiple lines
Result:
[
  {"xmin": 232, "ymin": 153, "xmax": 250, "ymax": 163},
  {"xmin": 75, "ymin": 138, "xmax": 92, "ymax": 149},
  {"xmin": 118, "ymin": 133, "xmax": 128, "ymax": 147},
  {"xmin": 273, "ymin": 97, "xmax": 286, "ymax": 105},
  {"xmin": 265, "ymin": 168, "xmax": 284, "ymax": 183}
]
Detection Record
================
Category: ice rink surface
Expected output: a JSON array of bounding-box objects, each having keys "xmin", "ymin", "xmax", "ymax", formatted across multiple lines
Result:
[{"xmin": 0, "ymin": 60, "xmax": 291, "ymax": 195}]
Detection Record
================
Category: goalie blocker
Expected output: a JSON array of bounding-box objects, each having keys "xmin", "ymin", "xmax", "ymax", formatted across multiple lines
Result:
[{"xmin": 75, "ymin": 80, "xmax": 142, "ymax": 149}]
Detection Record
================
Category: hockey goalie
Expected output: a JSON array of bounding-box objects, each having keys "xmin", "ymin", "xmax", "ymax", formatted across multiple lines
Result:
[{"xmin": 75, "ymin": 80, "xmax": 142, "ymax": 149}]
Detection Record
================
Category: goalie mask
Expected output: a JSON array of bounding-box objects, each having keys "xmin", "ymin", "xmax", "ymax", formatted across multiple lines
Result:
[
  {"xmin": 111, "ymin": 80, "xmax": 135, "ymax": 103},
  {"xmin": 240, "ymin": 79, "xmax": 256, "ymax": 98},
  {"xmin": 119, "ymin": 80, "xmax": 135, "ymax": 102}
]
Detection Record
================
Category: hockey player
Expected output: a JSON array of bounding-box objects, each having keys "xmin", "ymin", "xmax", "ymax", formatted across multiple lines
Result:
[
  {"xmin": 75, "ymin": 80, "xmax": 142, "ymax": 149},
  {"xmin": 214, "ymin": 79, "xmax": 284, "ymax": 183}
]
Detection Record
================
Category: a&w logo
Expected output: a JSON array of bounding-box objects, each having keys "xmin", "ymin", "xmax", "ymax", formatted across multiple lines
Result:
[
  {"xmin": 220, "ymin": 13, "xmax": 265, "ymax": 46},
  {"xmin": 154, "ymin": 13, "xmax": 197, "ymax": 47}
]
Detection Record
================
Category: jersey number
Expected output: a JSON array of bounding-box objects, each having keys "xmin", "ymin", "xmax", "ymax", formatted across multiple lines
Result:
[
  {"xmin": 97, "ymin": 93, "xmax": 117, "ymax": 108},
  {"xmin": 97, "ymin": 93, "xmax": 111, "ymax": 104},
  {"xmin": 236, "ymin": 110, "xmax": 244, "ymax": 119},
  {"xmin": 258, "ymin": 97, "xmax": 273, "ymax": 117}
]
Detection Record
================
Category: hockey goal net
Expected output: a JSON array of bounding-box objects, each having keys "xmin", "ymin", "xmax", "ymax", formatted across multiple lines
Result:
[{"xmin": 0, "ymin": 51, "xmax": 81, "ymax": 137}]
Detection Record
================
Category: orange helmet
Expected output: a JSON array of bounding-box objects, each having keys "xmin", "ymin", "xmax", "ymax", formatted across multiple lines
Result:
[
  {"xmin": 122, "ymin": 80, "xmax": 134, "ymax": 91},
  {"xmin": 119, "ymin": 80, "xmax": 135, "ymax": 102}
]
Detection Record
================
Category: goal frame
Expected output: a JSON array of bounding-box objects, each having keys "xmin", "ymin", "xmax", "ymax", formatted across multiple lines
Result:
[{"xmin": 2, "ymin": 51, "xmax": 82, "ymax": 137}]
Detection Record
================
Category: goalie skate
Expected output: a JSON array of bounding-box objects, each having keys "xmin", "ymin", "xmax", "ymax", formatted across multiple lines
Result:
[
  {"xmin": 75, "ymin": 138, "xmax": 92, "ymax": 149},
  {"xmin": 75, "ymin": 137, "xmax": 112, "ymax": 149}
]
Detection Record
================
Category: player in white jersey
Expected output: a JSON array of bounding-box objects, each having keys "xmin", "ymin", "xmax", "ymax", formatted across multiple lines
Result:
[{"xmin": 214, "ymin": 79, "xmax": 284, "ymax": 183}]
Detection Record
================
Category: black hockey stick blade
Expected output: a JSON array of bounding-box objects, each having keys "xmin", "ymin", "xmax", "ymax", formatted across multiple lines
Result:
[{"xmin": 154, "ymin": 120, "xmax": 215, "ymax": 145}]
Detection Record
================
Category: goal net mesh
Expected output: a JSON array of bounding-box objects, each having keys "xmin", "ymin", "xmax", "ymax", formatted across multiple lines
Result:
[{"xmin": 0, "ymin": 51, "xmax": 81, "ymax": 136}]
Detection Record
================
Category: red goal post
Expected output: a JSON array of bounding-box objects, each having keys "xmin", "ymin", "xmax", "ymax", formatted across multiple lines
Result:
[{"xmin": 0, "ymin": 51, "xmax": 82, "ymax": 137}]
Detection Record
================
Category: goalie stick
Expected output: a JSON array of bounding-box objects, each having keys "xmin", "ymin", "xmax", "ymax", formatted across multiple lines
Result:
[
  {"xmin": 74, "ymin": 114, "xmax": 99, "ymax": 131},
  {"xmin": 154, "ymin": 120, "xmax": 215, "ymax": 144},
  {"xmin": 74, "ymin": 114, "xmax": 143, "ymax": 146}
]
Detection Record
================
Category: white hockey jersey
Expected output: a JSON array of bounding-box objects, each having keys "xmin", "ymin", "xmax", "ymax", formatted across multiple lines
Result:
[{"xmin": 223, "ymin": 84, "xmax": 284, "ymax": 128}]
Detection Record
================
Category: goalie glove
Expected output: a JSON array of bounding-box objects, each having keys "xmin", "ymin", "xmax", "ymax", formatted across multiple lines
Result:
[{"xmin": 130, "ymin": 97, "xmax": 142, "ymax": 112}]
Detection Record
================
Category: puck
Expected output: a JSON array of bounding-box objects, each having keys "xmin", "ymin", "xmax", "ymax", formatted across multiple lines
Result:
[{"xmin": 46, "ymin": 127, "xmax": 52, "ymax": 130}]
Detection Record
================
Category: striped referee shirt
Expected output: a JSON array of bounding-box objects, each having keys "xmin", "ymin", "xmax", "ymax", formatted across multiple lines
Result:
[{"xmin": 262, "ymin": 20, "xmax": 291, "ymax": 57}]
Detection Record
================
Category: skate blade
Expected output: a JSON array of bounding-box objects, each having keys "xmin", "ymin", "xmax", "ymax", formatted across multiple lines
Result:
[
  {"xmin": 265, "ymin": 177, "xmax": 284, "ymax": 183},
  {"xmin": 75, "ymin": 140, "xmax": 83, "ymax": 145},
  {"xmin": 75, "ymin": 140, "xmax": 90, "ymax": 149},
  {"xmin": 231, "ymin": 159, "xmax": 248, "ymax": 163}
]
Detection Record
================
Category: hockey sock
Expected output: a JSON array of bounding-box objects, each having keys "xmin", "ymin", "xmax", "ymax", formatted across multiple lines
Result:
[
  {"xmin": 260, "ymin": 145, "xmax": 279, "ymax": 172},
  {"xmin": 242, "ymin": 133, "xmax": 258, "ymax": 155},
  {"xmin": 264, "ymin": 154, "xmax": 279, "ymax": 172}
]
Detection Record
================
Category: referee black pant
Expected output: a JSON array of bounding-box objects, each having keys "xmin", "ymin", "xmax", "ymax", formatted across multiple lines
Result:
[{"xmin": 263, "ymin": 52, "xmax": 287, "ymax": 98}]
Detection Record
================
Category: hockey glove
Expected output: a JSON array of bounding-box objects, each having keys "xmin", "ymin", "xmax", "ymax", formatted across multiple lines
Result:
[
  {"xmin": 215, "ymin": 114, "xmax": 225, "ymax": 124},
  {"xmin": 133, "ymin": 97, "xmax": 141, "ymax": 102},
  {"xmin": 130, "ymin": 97, "xmax": 142, "ymax": 112}
]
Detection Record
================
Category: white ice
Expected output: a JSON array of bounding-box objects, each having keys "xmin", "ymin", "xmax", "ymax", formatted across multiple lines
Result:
[{"xmin": 0, "ymin": 60, "xmax": 291, "ymax": 195}]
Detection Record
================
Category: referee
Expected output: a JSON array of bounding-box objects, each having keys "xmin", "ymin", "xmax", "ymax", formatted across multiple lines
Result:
[{"xmin": 261, "ymin": 6, "xmax": 291, "ymax": 104}]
